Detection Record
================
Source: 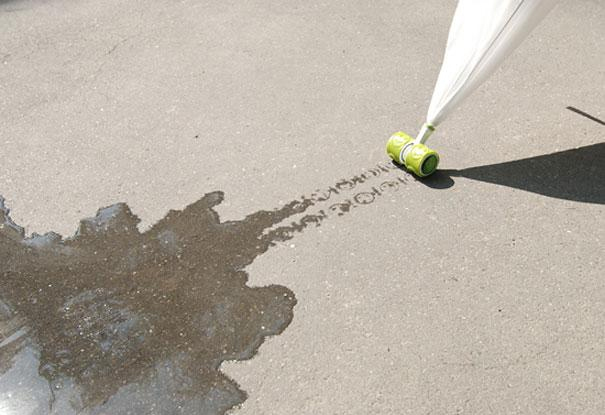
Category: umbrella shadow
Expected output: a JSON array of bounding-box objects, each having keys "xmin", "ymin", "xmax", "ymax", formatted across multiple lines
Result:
[{"xmin": 420, "ymin": 142, "xmax": 605, "ymax": 205}]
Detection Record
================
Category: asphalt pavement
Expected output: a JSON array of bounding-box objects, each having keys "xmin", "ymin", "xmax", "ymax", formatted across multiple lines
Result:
[{"xmin": 1, "ymin": 1, "xmax": 604, "ymax": 414}]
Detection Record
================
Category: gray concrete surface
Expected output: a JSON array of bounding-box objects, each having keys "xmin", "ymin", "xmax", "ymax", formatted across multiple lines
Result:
[{"xmin": 1, "ymin": 0, "xmax": 604, "ymax": 414}]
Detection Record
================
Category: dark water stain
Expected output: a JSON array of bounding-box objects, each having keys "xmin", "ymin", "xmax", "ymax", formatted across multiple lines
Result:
[
  {"xmin": 0, "ymin": 192, "xmax": 315, "ymax": 414},
  {"xmin": 0, "ymin": 162, "xmax": 408, "ymax": 414}
]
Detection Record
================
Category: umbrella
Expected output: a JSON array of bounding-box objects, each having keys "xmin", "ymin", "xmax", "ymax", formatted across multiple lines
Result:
[{"xmin": 387, "ymin": 0, "xmax": 559, "ymax": 177}]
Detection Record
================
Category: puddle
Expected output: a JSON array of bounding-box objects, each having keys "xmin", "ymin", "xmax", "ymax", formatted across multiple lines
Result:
[{"xmin": 0, "ymin": 162, "xmax": 409, "ymax": 414}]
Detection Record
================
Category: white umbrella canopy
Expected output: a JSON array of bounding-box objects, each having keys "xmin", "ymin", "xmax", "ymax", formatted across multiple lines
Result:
[{"xmin": 417, "ymin": 0, "xmax": 559, "ymax": 142}]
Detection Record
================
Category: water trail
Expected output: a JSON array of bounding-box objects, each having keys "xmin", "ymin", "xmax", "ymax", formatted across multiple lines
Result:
[{"xmin": 0, "ymin": 161, "xmax": 411, "ymax": 414}]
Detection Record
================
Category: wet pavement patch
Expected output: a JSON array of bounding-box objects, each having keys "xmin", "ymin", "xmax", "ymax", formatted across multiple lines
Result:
[
  {"xmin": 0, "ymin": 192, "xmax": 313, "ymax": 414},
  {"xmin": 0, "ymin": 162, "xmax": 408, "ymax": 414}
]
